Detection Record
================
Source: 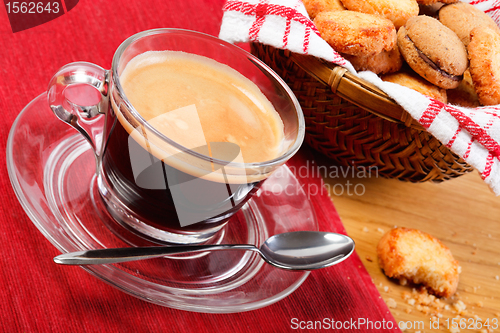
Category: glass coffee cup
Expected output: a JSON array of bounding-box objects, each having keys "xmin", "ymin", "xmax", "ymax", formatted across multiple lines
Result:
[{"xmin": 47, "ymin": 29, "xmax": 305, "ymax": 245}]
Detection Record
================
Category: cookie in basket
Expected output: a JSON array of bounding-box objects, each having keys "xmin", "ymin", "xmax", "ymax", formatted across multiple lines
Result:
[
  {"xmin": 447, "ymin": 70, "xmax": 480, "ymax": 108},
  {"xmin": 303, "ymin": 0, "xmax": 344, "ymax": 20},
  {"xmin": 314, "ymin": 10, "xmax": 396, "ymax": 56},
  {"xmin": 415, "ymin": 0, "xmax": 457, "ymax": 5},
  {"xmin": 381, "ymin": 68, "xmax": 447, "ymax": 103},
  {"xmin": 342, "ymin": 45, "xmax": 402, "ymax": 74},
  {"xmin": 339, "ymin": 0, "xmax": 418, "ymax": 29},
  {"xmin": 468, "ymin": 25, "xmax": 500, "ymax": 106},
  {"xmin": 417, "ymin": 2, "xmax": 444, "ymax": 17},
  {"xmin": 439, "ymin": 2, "xmax": 500, "ymax": 46},
  {"xmin": 397, "ymin": 15, "xmax": 468, "ymax": 89},
  {"xmin": 377, "ymin": 227, "xmax": 460, "ymax": 298}
]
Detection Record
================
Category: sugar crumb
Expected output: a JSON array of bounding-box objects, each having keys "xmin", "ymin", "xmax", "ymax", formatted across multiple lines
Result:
[
  {"xmin": 386, "ymin": 298, "xmax": 397, "ymax": 308},
  {"xmin": 452, "ymin": 300, "xmax": 466, "ymax": 314}
]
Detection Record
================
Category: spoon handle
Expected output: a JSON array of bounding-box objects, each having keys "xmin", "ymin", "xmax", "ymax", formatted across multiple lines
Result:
[{"xmin": 53, "ymin": 244, "xmax": 258, "ymax": 265}]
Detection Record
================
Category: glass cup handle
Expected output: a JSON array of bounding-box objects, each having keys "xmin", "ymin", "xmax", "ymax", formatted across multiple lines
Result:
[{"xmin": 47, "ymin": 62, "xmax": 109, "ymax": 158}]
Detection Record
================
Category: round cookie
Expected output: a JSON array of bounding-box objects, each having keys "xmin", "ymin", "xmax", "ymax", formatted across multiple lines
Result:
[
  {"xmin": 397, "ymin": 15, "xmax": 468, "ymax": 89},
  {"xmin": 314, "ymin": 11, "xmax": 397, "ymax": 56},
  {"xmin": 377, "ymin": 227, "xmax": 460, "ymax": 298},
  {"xmin": 439, "ymin": 2, "xmax": 500, "ymax": 47},
  {"xmin": 303, "ymin": 0, "xmax": 345, "ymax": 20},
  {"xmin": 468, "ymin": 25, "xmax": 500, "ymax": 106},
  {"xmin": 342, "ymin": 46, "xmax": 402, "ymax": 74},
  {"xmin": 382, "ymin": 68, "xmax": 447, "ymax": 103},
  {"xmin": 339, "ymin": 0, "xmax": 418, "ymax": 29}
]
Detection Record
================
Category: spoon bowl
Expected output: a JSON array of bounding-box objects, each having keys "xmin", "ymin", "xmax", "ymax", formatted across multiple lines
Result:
[
  {"xmin": 53, "ymin": 231, "xmax": 355, "ymax": 270},
  {"xmin": 259, "ymin": 231, "xmax": 354, "ymax": 270}
]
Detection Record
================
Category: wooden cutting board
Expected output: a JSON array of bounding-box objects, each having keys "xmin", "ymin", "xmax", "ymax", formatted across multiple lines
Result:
[{"xmin": 319, "ymin": 157, "xmax": 500, "ymax": 332}]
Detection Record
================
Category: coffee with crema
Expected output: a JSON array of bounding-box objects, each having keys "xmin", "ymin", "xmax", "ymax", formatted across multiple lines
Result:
[
  {"xmin": 101, "ymin": 51, "xmax": 285, "ymax": 234},
  {"xmin": 120, "ymin": 51, "xmax": 284, "ymax": 165}
]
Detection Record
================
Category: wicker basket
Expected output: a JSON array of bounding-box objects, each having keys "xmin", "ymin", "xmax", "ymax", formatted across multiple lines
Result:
[{"xmin": 251, "ymin": 43, "xmax": 474, "ymax": 182}]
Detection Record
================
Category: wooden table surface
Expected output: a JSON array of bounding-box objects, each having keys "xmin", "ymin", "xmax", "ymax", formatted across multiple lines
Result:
[{"xmin": 319, "ymin": 153, "xmax": 500, "ymax": 333}]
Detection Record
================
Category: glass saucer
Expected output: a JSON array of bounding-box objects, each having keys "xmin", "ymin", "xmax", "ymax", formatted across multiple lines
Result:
[{"xmin": 6, "ymin": 92, "xmax": 318, "ymax": 313}]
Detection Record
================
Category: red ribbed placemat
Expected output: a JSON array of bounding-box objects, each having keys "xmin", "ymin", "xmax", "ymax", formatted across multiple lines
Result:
[{"xmin": 0, "ymin": 1, "xmax": 399, "ymax": 331}]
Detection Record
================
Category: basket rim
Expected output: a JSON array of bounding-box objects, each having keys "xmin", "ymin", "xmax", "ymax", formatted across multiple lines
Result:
[{"xmin": 262, "ymin": 45, "xmax": 425, "ymax": 130}]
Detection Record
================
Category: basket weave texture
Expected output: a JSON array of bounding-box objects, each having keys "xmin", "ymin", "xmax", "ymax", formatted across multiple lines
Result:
[{"xmin": 251, "ymin": 44, "xmax": 474, "ymax": 182}]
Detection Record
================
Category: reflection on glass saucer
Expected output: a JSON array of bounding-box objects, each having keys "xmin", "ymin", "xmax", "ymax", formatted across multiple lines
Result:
[{"xmin": 6, "ymin": 93, "xmax": 318, "ymax": 313}]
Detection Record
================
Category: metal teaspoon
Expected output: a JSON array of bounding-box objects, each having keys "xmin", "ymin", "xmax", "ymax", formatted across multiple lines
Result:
[{"xmin": 53, "ymin": 231, "xmax": 355, "ymax": 270}]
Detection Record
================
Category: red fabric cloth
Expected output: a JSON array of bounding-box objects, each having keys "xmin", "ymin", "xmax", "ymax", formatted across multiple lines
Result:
[{"xmin": 0, "ymin": 1, "xmax": 399, "ymax": 332}]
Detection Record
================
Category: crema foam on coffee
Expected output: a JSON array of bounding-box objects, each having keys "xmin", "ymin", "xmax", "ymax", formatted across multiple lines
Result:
[{"xmin": 119, "ymin": 51, "xmax": 285, "ymax": 164}]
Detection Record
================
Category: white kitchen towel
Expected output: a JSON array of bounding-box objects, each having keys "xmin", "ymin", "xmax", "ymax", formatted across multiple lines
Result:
[{"xmin": 220, "ymin": 0, "xmax": 500, "ymax": 195}]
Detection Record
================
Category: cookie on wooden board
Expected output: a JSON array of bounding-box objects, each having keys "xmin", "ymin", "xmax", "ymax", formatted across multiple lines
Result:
[{"xmin": 377, "ymin": 227, "xmax": 460, "ymax": 298}]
